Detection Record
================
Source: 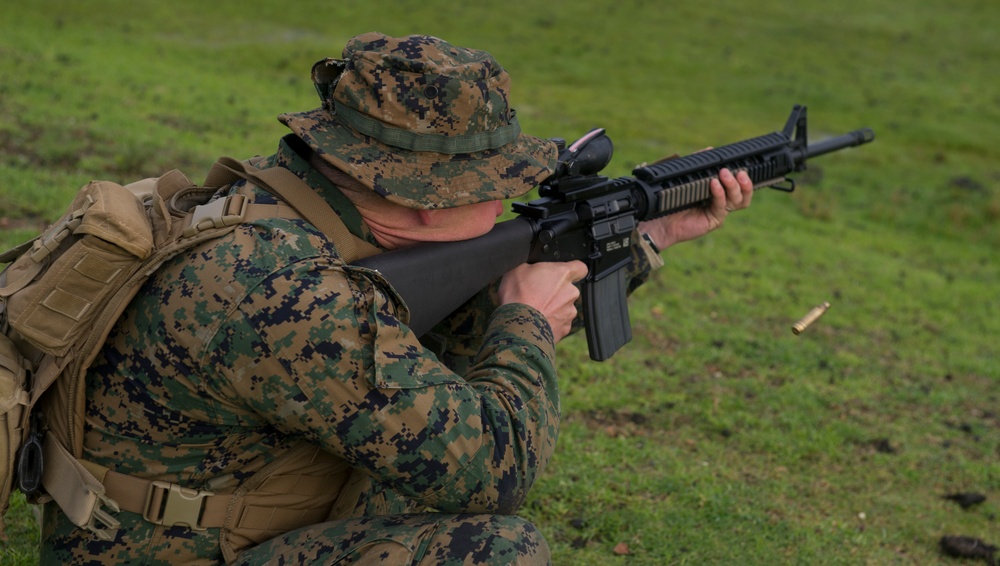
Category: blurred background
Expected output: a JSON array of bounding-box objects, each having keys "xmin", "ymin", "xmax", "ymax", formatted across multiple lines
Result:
[{"xmin": 2, "ymin": 1, "xmax": 997, "ymax": 564}]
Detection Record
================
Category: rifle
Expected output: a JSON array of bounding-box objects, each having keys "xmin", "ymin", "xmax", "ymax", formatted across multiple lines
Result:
[{"xmin": 354, "ymin": 105, "xmax": 875, "ymax": 361}]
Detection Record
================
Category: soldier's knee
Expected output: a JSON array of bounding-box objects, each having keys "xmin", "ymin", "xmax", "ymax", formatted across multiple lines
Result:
[
  {"xmin": 234, "ymin": 513, "xmax": 550, "ymax": 566},
  {"xmin": 420, "ymin": 514, "xmax": 550, "ymax": 566}
]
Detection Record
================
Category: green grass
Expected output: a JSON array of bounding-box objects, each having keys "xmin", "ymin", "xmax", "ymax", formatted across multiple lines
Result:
[{"xmin": 2, "ymin": 1, "xmax": 998, "ymax": 564}]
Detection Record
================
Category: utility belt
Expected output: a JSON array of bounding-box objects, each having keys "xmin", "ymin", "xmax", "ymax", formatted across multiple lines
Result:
[{"xmin": 42, "ymin": 433, "xmax": 372, "ymax": 562}]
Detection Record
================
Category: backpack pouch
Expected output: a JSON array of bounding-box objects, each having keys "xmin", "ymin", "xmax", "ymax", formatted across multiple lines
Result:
[{"xmin": 3, "ymin": 180, "xmax": 154, "ymax": 357}]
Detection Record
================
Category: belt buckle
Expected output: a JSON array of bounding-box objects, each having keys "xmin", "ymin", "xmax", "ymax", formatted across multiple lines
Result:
[
  {"xmin": 143, "ymin": 481, "xmax": 212, "ymax": 531},
  {"xmin": 84, "ymin": 491, "xmax": 122, "ymax": 541}
]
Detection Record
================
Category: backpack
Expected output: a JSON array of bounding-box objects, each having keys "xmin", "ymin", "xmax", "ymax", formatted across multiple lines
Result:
[{"xmin": 0, "ymin": 157, "xmax": 378, "ymax": 541}]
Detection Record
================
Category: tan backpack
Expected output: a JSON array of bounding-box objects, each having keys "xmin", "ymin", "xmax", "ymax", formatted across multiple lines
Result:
[{"xmin": 0, "ymin": 157, "xmax": 378, "ymax": 548}]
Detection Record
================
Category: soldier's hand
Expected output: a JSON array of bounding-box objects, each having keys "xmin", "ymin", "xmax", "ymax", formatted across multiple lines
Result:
[
  {"xmin": 639, "ymin": 167, "xmax": 753, "ymax": 249},
  {"xmin": 498, "ymin": 260, "xmax": 588, "ymax": 342}
]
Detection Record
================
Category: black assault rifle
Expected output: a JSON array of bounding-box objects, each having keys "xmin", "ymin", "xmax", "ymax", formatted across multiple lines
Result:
[{"xmin": 355, "ymin": 105, "xmax": 875, "ymax": 361}]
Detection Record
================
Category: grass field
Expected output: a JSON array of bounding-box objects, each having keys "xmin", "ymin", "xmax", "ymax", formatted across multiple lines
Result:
[{"xmin": 2, "ymin": 1, "xmax": 998, "ymax": 564}]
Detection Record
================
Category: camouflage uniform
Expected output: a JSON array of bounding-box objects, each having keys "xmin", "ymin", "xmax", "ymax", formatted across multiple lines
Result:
[{"xmin": 38, "ymin": 33, "xmax": 660, "ymax": 565}]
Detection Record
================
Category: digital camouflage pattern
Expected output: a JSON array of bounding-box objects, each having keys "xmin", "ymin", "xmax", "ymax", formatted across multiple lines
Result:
[
  {"xmin": 234, "ymin": 513, "xmax": 547, "ymax": 565},
  {"xmin": 280, "ymin": 32, "xmax": 559, "ymax": 210},
  {"xmin": 39, "ymin": 137, "xmax": 560, "ymax": 565}
]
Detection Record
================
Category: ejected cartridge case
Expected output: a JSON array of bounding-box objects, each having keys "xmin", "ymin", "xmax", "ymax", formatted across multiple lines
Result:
[{"xmin": 792, "ymin": 302, "xmax": 831, "ymax": 334}]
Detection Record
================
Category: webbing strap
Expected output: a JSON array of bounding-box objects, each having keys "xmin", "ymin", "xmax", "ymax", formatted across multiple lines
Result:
[
  {"xmin": 41, "ymin": 434, "xmax": 120, "ymax": 540},
  {"xmin": 100, "ymin": 468, "xmax": 227, "ymax": 530},
  {"xmin": 205, "ymin": 157, "xmax": 380, "ymax": 263},
  {"xmin": 55, "ymin": 450, "xmax": 341, "ymax": 533},
  {"xmin": 240, "ymin": 201, "xmax": 299, "ymax": 223},
  {"xmin": 76, "ymin": 463, "xmax": 335, "ymax": 532}
]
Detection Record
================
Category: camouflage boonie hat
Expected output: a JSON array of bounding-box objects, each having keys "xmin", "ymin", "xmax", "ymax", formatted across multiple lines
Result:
[{"xmin": 279, "ymin": 32, "xmax": 558, "ymax": 209}]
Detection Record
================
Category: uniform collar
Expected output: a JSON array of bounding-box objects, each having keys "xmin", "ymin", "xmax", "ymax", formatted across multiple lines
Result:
[{"xmin": 264, "ymin": 134, "xmax": 375, "ymax": 244}]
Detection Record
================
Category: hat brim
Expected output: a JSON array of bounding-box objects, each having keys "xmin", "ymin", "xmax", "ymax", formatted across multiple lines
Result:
[{"xmin": 279, "ymin": 108, "xmax": 558, "ymax": 209}]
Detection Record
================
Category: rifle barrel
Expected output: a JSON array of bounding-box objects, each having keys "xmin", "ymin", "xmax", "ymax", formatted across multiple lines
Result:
[{"xmin": 806, "ymin": 128, "xmax": 875, "ymax": 159}]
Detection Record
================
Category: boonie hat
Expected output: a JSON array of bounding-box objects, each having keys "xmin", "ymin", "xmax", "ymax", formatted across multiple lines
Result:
[{"xmin": 279, "ymin": 32, "xmax": 558, "ymax": 209}]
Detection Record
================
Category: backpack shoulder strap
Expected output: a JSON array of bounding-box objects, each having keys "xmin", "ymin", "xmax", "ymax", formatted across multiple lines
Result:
[{"xmin": 206, "ymin": 157, "xmax": 380, "ymax": 263}]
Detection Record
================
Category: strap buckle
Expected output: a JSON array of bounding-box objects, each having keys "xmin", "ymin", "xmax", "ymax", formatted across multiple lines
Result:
[
  {"xmin": 84, "ymin": 492, "xmax": 122, "ymax": 541},
  {"xmin": 143, "ymin": 481, "xmax": 212, "ymax": 531},
  {"xmin": 182, "ymin": 194, "xmax": 249, "ymax": 237}
]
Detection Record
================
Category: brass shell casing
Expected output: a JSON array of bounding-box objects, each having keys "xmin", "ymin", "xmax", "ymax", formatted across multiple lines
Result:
[{"xmin": 792, "ymin": 302, "xmax": 831, "ymax": 335}]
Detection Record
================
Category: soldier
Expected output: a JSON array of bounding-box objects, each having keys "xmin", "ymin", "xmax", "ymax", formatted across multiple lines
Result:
[{"xmin": 39, "ymin": 33, "xmax": 752, "ymax": 564}]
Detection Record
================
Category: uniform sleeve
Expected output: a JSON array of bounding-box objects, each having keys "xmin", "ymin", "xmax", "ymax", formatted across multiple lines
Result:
[
  {"xmin": 625, "ymin": 227, "xmax": 665, "ymax": 293},
  {"xmin": 418, "ymin": 281, "xmax": 503, "ymax": 375},
  {"xmin": 205, "ymin": 259, "xmax": 558, "ymax": 514}
]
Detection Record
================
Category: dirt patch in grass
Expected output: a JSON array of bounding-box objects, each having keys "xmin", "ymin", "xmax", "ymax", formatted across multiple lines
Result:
[
  {"xmin": 567, "ymin": 404, "xmax": 685, "ymax": 440},
  {"xmin": 0, "ymin": 111, "xmax": 204, "ymax": 182}
]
